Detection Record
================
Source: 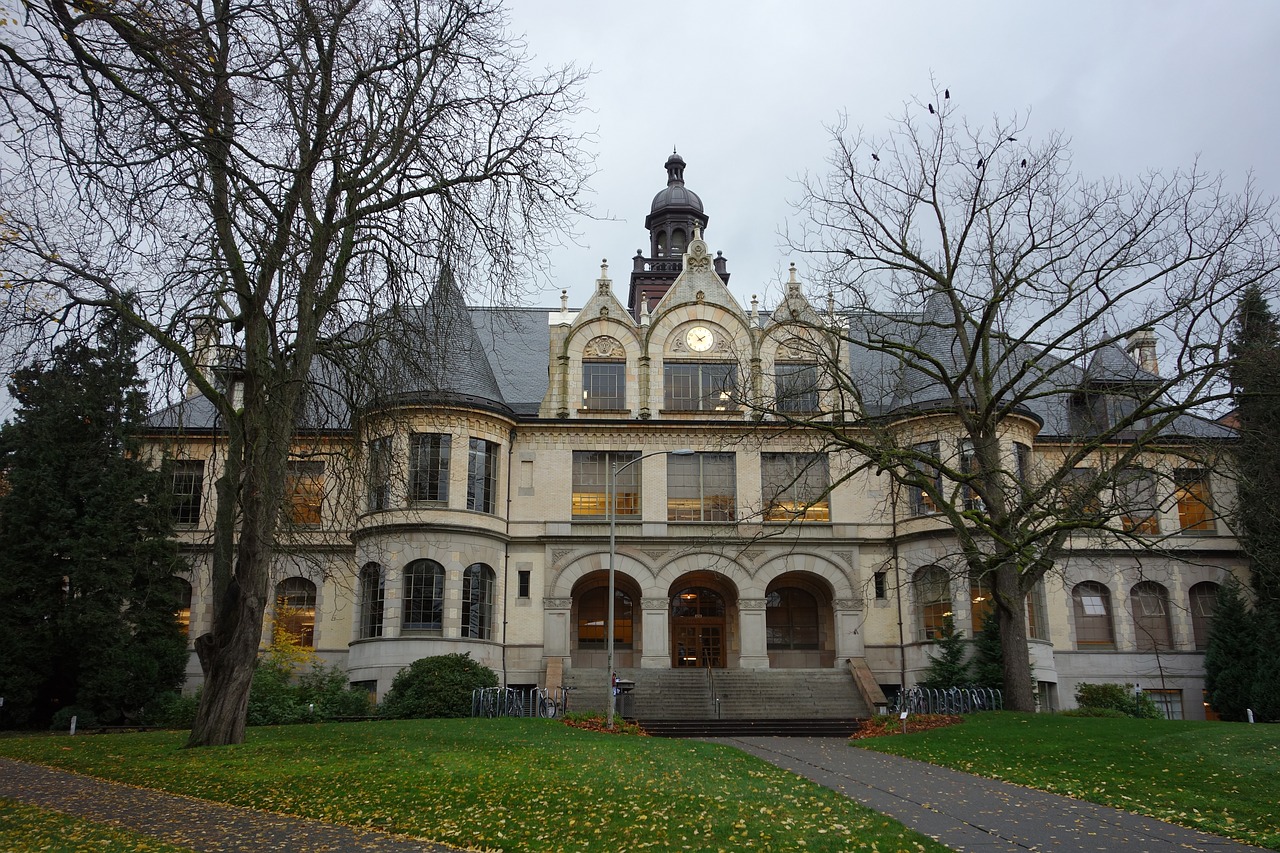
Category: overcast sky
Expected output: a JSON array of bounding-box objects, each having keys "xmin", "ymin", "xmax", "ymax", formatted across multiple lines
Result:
[{"xmin": 507, "ymin": 1, "xmax": 1280, "ymax": 309}]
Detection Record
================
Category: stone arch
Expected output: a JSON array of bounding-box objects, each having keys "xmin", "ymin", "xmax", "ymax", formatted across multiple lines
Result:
[
  {"xmin": 649, "ymin": 551, "xmax": 751, "ymax": 600},
  {"xmin": 754, "ymin": 553, "xmax": 855, "ymax": 601},
  {"xmin": 550, "ymin": 550, "xmax": 655, "ymax": 599}
]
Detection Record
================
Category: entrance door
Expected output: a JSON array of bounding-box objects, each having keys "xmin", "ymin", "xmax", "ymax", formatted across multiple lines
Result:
[{"xmin": 670, "ymin": 587, "xmax": 726, "ymax": 668}]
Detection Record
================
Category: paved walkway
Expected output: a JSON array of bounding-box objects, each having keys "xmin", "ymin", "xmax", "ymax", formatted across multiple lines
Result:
[
  {"xmin": 711, "ymin": 736, "xmax": 1271, "ymax": 852},
  {"xmin": 0, "ymin": 757, "xmax": 467, "ymax": 853}
]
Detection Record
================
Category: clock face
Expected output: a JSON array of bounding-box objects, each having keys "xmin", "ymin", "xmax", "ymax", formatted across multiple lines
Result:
[{"xmin": 685, "ymin": 326, "xmax": 714, "ymax": 352}]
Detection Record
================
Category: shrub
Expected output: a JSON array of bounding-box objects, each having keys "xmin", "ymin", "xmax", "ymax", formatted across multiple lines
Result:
[
  {"xmin": 920, "ymin": 615, "xmax": 971, "ymax": 689},
  {"xmin": 50, "ymin": 706, "xmax": 98, "ymax": 731},
  {"xmin": 1060, "ymin": 706, "xmax": 1129, "ymax": 718},
  {"xmin": 246, "ymin": 658, "xmax": 309, "ymax": 726},
  {"xmin": 142, "ymin": 691, "xmax": 199, "ymax": 728},
  {"xmin": 1074, "ymin": 682, "xmax": 1162, "ymax": 719},
  {"xmin": 380, "ymin": 653, "xmax": 498, "ymax": 719},
  {"xmin": 298, "ymin": 663, "xmax": 376, "ymax": 718}
]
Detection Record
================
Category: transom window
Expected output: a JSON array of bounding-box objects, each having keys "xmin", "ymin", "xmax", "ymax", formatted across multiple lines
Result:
[
  {"xmin": 583, "ymin": 362, "xmax": 626, "ymax": 410},
  {"xmin": 403, "ymin": 560, "xmax": 444, "ymax": 632},
  {"xmin": 171, "ymin": 460, "xmax": 204, "ymax": 527},
  {"xmin": 409, "ymin": 433, "xmax": 451, "ymax": 503},
  {"xmin": 761, "ymin": 453, "xmax": 830, "ymax": 522},
  {"xmin": 572, "ymin": 450, "xmax": 640, "ymax": 518},
  {"xmin": 775, "ymin": 363, "xmax": 819, "ymax": 413},
  {"xmin": 663, "ymin": 362, "xmax": 737, "ymax": 411},
  {"xmin": 1072, "ymin": 581, "xmax": 1115, "ymax": 649},
  {"xmin": 467, "ymin": 438, "xmax": 499, "ymax": 513},
  {"xmin": 667, "ymin": 452, "xmax": 736, "ymax": 521}
]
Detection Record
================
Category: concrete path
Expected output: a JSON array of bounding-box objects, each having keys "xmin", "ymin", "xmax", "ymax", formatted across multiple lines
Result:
[
  {"xmin": 0, "ymin": 757, "xmax": 467, "ymax": 853},
  {"xmin": 712, "ymin": 736, "xmax": 1271, "ymax": 852}
]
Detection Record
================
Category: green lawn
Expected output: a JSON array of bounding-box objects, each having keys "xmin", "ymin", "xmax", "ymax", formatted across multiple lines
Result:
[
  {"xmin": 0, "ymin": 719, "xmax": 943, "ymax": 852},
  {"xmin": 857, "ymin": 712, "xmax": 1280, "ymax": 850},
  {"xmin": 0, "ymin": 799, "xmax": 195, "ymax": 853}
]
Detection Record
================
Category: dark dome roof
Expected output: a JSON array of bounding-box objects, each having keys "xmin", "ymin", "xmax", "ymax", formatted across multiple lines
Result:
[{"xmin": 650, "ymin": 151, "xmax": 704, "ymax": 214}]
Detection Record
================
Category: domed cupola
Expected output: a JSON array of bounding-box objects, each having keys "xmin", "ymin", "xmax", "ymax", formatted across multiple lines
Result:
[{"xmin": 628, "ymin": 151, "xmax": 727, "ymax": 319}]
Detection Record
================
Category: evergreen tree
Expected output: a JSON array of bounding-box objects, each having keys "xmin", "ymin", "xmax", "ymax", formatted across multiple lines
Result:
[
  {"xmin": 920, "ymin": 615, "xmax": 971, "ymax": 689},
  {"xmin": 971, "ymin": 612, "xmax": 1005, "ymax": 691},
  {"xmin": 1249, "ymin": 605, "xmax": 1280, "ymax": 722},
  {"xmin": 1203, "ymin": 580, "xmax": 1256, "ymax": 722},
  {"xmin": 1228, "ymin": 283, "xmax": 1280, "ymax": 610},
  {"xmin": 0, "ymin": 318, "xmax": 188, "ymax": 727}
]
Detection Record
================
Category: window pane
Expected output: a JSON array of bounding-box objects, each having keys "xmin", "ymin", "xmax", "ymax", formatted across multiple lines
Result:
[
  {"xmin": 171, "ymin": 461, "xmax": 204, "ymax": 526},
  {"xmin": 462, "ymin": 563, "xmax": 495, "ymax": 640},
  {"xmin": 910, "ymin": 442, "xmax": 941, "ymax": 515},
  {"xmin": 664, "ymin": 362, "xmax": 737, "ymax": 411},
  {"xmin": 403, "ymin": 561, "xmax": 444, "ymax": 631},
  {"xmin": 572, "ymin": 451, "xmax": 640, "ymax": 518},
  {"xmin": 577, "ymin": 587, "xmax": 633, "ymax": 648},
  {"xmin": 359, "ymin": 564, "xmax": 384, "ymax": 639},
  {"xmin": 583, "ymin": 362, "xmax": 625, "ymax": 409},
  {"xmin": 467, "ymin": 438, "xmax": 498, "ymax": 513},
  {"xmin": 366, "ymin": 437, "xmax": 391, "ymax": 512},
  {"xmin": 1189, "ymin": 581, "xmax": 1219, "ymax": 650},
  {"xmin": 762, "ymin": 453, "xmax": 829, "ymax": 521},
  {"xmin": 1073, "ymin": 581, "xmax": 1115, "ymax": 649},
  {"xmin": 285, "ymin": 461, "xmax": 324, "ymax": 526},
  {"xmin": 275, "ymin": 577, "xmax": 316, "ymax": 648},
  {"xmin": 409, "ymin": 433, "xmax": 451, "ymax": 502},
  {"xmin": 1131, "ymin": 581, "xmax": 1173, "ymax": 651},
  {"xmin": 1176, "ymin": 470, "xmax": 1215, "ymax": 533},
  {"xmin": 766, "ymin": 587, "xmax": 820, "ymax": 649},
  {"xmin": 915, "ymin": 567, "xmax": 951, "ymax": 640},
  {"xmin": 776, "ymin": 363, "xmax": 819, "ymax": 413},
  {"xmin": 668, "ymin": 452, "xmax": 736, "ymax": 521},
  {"xmin": 1119, "ymin": 468, "xmax": 1158, "ymax": 534}
]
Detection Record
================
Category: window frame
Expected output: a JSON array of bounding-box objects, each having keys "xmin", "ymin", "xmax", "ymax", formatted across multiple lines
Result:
[
  {"xmin": 409, "ymin": 432, "xmax": 451, "ymax": 504},
  {"xmin": 666, "ymin": 452, "xmax": 736, "ymax": 522},
  {"xmin": 462, "ymin": 563, "xmax": 496, "ymax": 640},
  {"xmin": 663, "ymin": 361, "xmax": 738, "ymax": 412},
  {"xmin": 914, "ymin": 566, "xmax": 952, "ymax": 641},
  {"xmin": 1175, "ymin": 469, "xmax": 1216, "ymax": 534},
  {"xmin": 572, "ymin": 450, "xmax": 641, "ymax": 519},
  {"xmin": 910, "ymin": 442, "xmax": 942, "ymax": 516},
  {"xmin": 1072, "ymin": 581, "xmax": 1116, "ymax": 649},
  {"xmin": 402, "ymin": 560, "xmax": 445, "ymax": 633},
  {"xmin": 274, "ymin": 576, "xmax": 317, "ymax": 648},
  {"xmin": 1130, "ymin": 580, "xmax": 1173, "ymax": 651},
  {"xmin": 171, "ymin": 460, "xmax": 205, "ymax": 527},
  {"xmin": 761, "ymin": 452, "xmax": 830, "ymax": 522},
  {"xmin": 366, "ymin": 437, "xmax": 391, "ymax": 512},
  {"xmin": 1118, "ymin": 466, "xmax": 1159, "ymax": 534},
  {"xmin": 285, "ymin": 461, "xmax": 325, "ymax": 527},
  {"xmin": 765, "ymin": 587, "xmax": 821, "ymax": 650},
  {"xmin": 774, "ymin": 362, "xmax": 819, "ymax": 414},
  {"xmin": 466, "ymin": 438, "xmax": 499, "ymax": 514},
  {"xmin": 1189, "ymin": 581, "xmax": 1219, "ymax": 651},
  {"xmin": 582, "ymin": 361, "xmax": 626, "ymax": 410},
  {"xmin": 358, "ymin": 563, "xmax": 385, "ymax": 639}
]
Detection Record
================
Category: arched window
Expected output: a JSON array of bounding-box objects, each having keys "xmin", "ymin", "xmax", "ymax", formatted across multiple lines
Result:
[
  {"xmin": 577, "ymin": 587, "xmax": 633, "ymax": 649},
  {"xmin": 462, "ymin": 563, "xmax": 495, "ymax": 640},
  {"xmin": 1189, "ymin": 582, "xmax": 1219, "ymax": 651},
  {"xmin": 275, "ymin": 577, "xmax": 317, "ymax": 648},
  {"xmin": 358, "ymin": 563, "xmax": 385, "ymax": 639},
  {"xmin": 1072, "ymin": 581, "xmax": 1115, "ymax": 649},
  {"xmin": 765, "ymin": 587, "xmax": 819, "ymax": 650},
  {"xmin": 403, "ymin": 560, "xmax": 444, "ymax": 633},
  {"xmin": 914, "ymin": 566, "xmax": 952, "ymax": 641},
  {"xmin": 1131, "ymin": 581, "xmax": 1173, "ymax": 651},
  {"xmin": 173, "ymin": 577, "xmax": 193, "ymax": 638}
]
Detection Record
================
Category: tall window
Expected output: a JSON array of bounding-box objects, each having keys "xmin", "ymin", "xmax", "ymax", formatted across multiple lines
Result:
[
  {"xmin": 1175, "ymin": 469, "xmax": 1215, "ymax": 534},
  {"xmin": 1189, "ymin": 581, "xmax": 1219, "ymax": 650},
  {"xmin": 409, "ymin": 433, "xmax": 451, "ymax": 503},
  {"xmin": 466, "ymin": 438, "xmax": 499, "ymax": 513},
  {"xmin": 577, "ymin": 587, "xmax": 633, "ymax": 648},
  {"xmin": 366, "ymin": 437, "xmax": 391, "ymax": 512},
  {"xmin": 765, "ymin": 587, "xmax": 819, "ymax": 649},
  {"xmin": 285, "ymin": 461, "xmax": 324, "ymax": 526},
  {"xmin": 959, "ymin": 439, "xmax": 981, "ymax": 511},
  {"xmin": 664, "ymin": 362, "xmax": 737, "ymax": 411},
  {"xmin": 914, "ymin": 566, "xmax": 952, "ymax": 641},
  {"xmin": 775, "ymin": 363, "xmax": 819, "ymax": 413},
  {"xmin": 274, "ymin": 577, "xmax": 317, "ymax": 648},
  {"xmin": 583, "ymin": 362, "xmax": 625, "ymax": 409},
  {"xmin": 173, "ymin": 577, "xmax": 193, "ymax": 637},
  {"xmin": 667, "ymin": 452, "xmax": 736, "ymax": 521},
  {"xmin": 462, "ymin": 563, "xmax": 496, "ymax": 640},
  {"xmin": 1063, "ymin": 467, "xmax": 1100, "ymax": 516},
  {"xmin": 1027, "ymin": 582, "xmax": 1050, "ymax": 641},
  {"xmin": 1072, "ymin": 581, "xmax": 1115, "ymax": 649},
  {"xmin": 403, "ymin": 560, "xmax": 445, "ymax": 632},
  {"xmin": 1118, "ymin": 467, "xmax": 1158, "ymax": 534},
  {"xmin": 970, "ymin": 572, "xmax": 994, "ymax": 635},
  {"xmin": 910, "ymin": 442, "xmax": 941, "ymax": 515},
  {"xmin": 762, "ymin": 453, "xmax": 830, "ymax": 521},
  {"xmin": 358, "ymin": 563, "xmax": 384, "ymax": 639},
  {"xmin": 171, "ymin": 460, "xmax": 204, "ymax": 526},
  {"xmin": 572, "ymin": 450, "xmax": 640, "ymax": 518},
  {"xmin": 1014, "ymin": 442, "xmax": 1032, "ymax": 487},
  {"xmin": 1130, "ymin": 581, "xmax": 1173, "ymax": 651}
]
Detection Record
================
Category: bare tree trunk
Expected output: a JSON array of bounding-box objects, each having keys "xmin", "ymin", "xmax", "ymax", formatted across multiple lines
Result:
[{"xmin": 995, "ymin": 564, "xmax": 1036, "ymax": 712}]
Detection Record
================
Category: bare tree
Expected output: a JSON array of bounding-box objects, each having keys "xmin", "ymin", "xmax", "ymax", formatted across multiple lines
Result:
[
  {"xmin": 767, "ymin": 91, "xmax": 1277, "ymax": 711},
  {"xmin": 0, "ymin": 0, "xmax": 589, "ymax": 745}
]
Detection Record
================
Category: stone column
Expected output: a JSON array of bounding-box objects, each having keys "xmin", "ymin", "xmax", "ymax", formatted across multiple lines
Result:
[
  {"xmin": 383, "ymin": 566, "xmax": 403, "ymax": 639},
  {"xmin": 640, "ymin": 597, "xmax": 670, "ymax": 668},
  {"xmin": 738, "ymin": 597, "xmax": 770, "ymax": 670},
  {"xmin": 834, "ymin": 598, "xmax": 865, "ymax": 661}
]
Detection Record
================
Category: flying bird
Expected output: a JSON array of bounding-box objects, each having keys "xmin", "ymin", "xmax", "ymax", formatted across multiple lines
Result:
[
  {"xmin": 928, "ymin": 103, "xmax": 934, "ymax": 114},
  {"xmin": 872, "ymin": 153, "xmax": 880, "ymax": 162},
  {"xmin": 1021, "ymin": 158, "xmax": 1027, "ymax": 168},
  {"xmin": 1007, "ymin": 137, "xmax": 1017, "ymax": 142},
  {"xmin": 944, "ymin": 88, "xmax": 950, "ymax": 99}
]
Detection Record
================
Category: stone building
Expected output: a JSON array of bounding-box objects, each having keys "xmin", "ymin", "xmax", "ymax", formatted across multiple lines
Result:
[{"xmin": 151, "ymin": 153, "xmax": 1242, "ymax": 721}]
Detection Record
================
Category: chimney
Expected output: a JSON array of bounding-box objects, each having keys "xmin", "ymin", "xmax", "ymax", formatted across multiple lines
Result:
[{"xmin": 1125, "ymin": 327, "xmax": 1158, "ymax": 376}]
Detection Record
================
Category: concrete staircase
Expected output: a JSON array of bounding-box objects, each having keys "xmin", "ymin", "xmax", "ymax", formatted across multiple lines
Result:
[{"xmin": 562, "ymin": 667, "xmax": 870, "ymax": 734}]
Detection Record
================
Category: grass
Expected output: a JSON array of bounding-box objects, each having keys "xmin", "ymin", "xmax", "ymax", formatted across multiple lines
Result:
[
  {"xmin": 0, "ymin": 799, "xmax": 194, "ymax": 852},
  {"xmin": 856, "ymin": 712, "xmax": 1280, "ymax": 850},
  {"xmin": 0, "ymin": 719, "xmax": 944, "ymax": 852}
]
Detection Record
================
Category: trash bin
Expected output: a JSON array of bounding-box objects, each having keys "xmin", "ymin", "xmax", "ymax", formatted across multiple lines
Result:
[{"xmin": 614, "ymin": 678, "xmax": 635, "ymax": 719}]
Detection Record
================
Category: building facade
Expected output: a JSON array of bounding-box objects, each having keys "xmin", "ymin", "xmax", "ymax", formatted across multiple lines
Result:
[{"xmin": 153, "ymin": 154, "xmax": 1242, "ymax": 720}]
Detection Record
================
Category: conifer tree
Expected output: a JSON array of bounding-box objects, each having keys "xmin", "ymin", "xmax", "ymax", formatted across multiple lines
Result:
[
  {"xmin": 971, "ymin": 612, "xmax": 1005, "ymax": 691},
  {"xmin": 920, "ymin": 615, "xmax": 971, "ymax": 689},
  {"xmin": 0, "ymin": 318, "xmax": 188, "ymax": 727},
  {"xmin": 1203, "ymin": 579, "xmax": 1256, "ymax": 722}
]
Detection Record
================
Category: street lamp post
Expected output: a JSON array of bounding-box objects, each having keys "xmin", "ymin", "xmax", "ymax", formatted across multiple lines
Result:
[{"xmin": 607, "ymin": 448, "xmax": 693, "ymax": 729}]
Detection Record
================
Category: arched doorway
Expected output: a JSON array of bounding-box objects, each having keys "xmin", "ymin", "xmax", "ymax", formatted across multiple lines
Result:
[
  {"xmin": 571, "ymin": 571, "xmax": 641, "ymax": 668},
  {"xmin": 669, "ymin": 572, "xmax": 736, "ymax": 668},
  {"xmin": 765, "ymin": 572, "xmax": 835, "ymax": 668}
]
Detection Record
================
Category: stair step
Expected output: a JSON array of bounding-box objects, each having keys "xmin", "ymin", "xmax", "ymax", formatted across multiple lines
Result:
[{"xmin": 639, "ymin": 718, "xmax": 861, "ymax": 738}]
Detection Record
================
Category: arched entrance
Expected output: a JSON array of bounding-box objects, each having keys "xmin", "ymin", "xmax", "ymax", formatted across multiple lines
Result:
[
  {"xmin": 571, "ymin": 571, "xmax": 641, "ymax": 668},
  {"xmin": 669, "ymin": 572, "xmax": 736, "ymax": 668},
  {"xmin": 765, "ymin": 572, "xmax": 835, "ymax": 668}
]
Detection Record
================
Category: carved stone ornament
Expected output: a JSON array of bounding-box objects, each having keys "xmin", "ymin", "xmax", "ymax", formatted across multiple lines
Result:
[
  {"xmin": 686, "ymin": 240, "xmax": 712, "ymax": 271},
  {"xmin": 584, "ymin": 335, "xmax": 624, "ymax": 359},
  {"xmin": 779, "ymin": 338, "xmax": 809, "ymax": 361},
  {"xmin": 739, "ymin": 597, "xmax": 768, "ymax": 611},
  {"xmin": 833, "ymin": 551, "xmax": 854, "ymax": 568},
  {"xmin": 543, "ymin": 598, "xmax": 572, "ymax": 610},
  {"xmin": 740, "ymin": 549, "xmax": 763, "ymax": 564},
  {"xmin": 641, "ymin": 597, "xmax": 669, "ymax": 610},
  {"xmin": 834, "ymin": 598, "xmax": 864, "ymax": 611},
  {"xmin": 551, "ymin": 548, "xmax": 573, "ymax": 566},
  {"xmin": 640, "ymin": 548, "xmax": 668, "ymax": 560}
]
